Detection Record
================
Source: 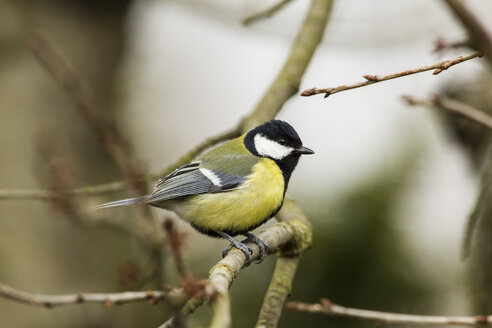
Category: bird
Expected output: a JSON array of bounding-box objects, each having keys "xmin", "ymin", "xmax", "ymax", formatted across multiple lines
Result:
[{"xmin": 96, "ymin": 120, "xmax": 314, "ymax": 264}]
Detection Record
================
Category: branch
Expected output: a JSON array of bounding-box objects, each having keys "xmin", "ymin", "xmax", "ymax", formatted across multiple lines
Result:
[
  {"xmin": 0, "ymin": 282, "xmax": 184, "ymax": 308},
  {"xmin": 402, "ymin": 94, "xmax": 492, "ymax": 130},
  {"xmin": 441, "ymin": 0, "xmax": 492, "ymax": 64},
  {"xmin": 301, "ymin": 53, "xmax": 482, "ymax": 98},
  {"xmin": 0, "ymin": 180, "xmax": 143, "ymax": 200},
  {"xmin": 161, "ymin": 199, "xmax": 312, "ymax": 327},
  {"xmin": 26, "ymin": 30, "xmax": 148, "ymax": 195},
  {"xmin": 0, "ymin": 126, "xmax": 239, "ymax": 201},
  {"xmin": 242, "ymin": 0, "xmax": 294, "ymax": 26},
  {"xmin": 255, "ymin": 256, "xmax": 300, "ymax": 328},
  {"xmin": 433, "ymin": 37, "xmax": 470, "ymax": 54},
  {"xmin": 209, "ymin": 199, "xmax": 311, "ymax": 328},
  {"xmin": 286, "ymin": 298, "xmax": 492, "ymax": 325},
  {"xmin": 1, "ymin": 0, "xmax": 333, "ymax": 202},
  {"xmin": 240, "ymin": 0, "xmax": 334, "ymax": 130}
]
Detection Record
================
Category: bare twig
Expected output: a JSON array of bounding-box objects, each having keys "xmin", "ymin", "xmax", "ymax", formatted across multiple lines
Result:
[
  {"xmin": 402, "ymin": 94, "xmax": 492, "ymax": 130},
  {"xmin": 242, "ymin": 0, "xmax": 294, "ymax": 26},
  {"xmin": 433, "ymin": 37, "xmax": 470, "ymax": 54},
  {"xmin": 301, "ymin": 53, "xmax": 482, "ymax": 98},
  {"xmin": 287, "ymin": 298, "xmax": 492, "ymax": 325},
  {"xmin": 442, "ymin": 0, "xmax": 492, "ymax": 64},
  {"xmin": 0, "ymin": 282, "xmax": 184, "ymax": 308}
]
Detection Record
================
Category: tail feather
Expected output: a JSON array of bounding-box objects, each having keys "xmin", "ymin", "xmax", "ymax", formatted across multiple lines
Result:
[{"xmin": 94, "ymin": 196, "xmax": 150, "ymax": 209}]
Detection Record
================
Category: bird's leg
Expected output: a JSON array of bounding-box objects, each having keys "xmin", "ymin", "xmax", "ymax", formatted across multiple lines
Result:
[
  {"xmin": 243, "ymin": 232, "xmax": 270, "ymax": 263},
  {"xmin": 219, "ymin": 232, "xmax": 271, "ymax": 264},
  {"xmin": 215, "ymin": 230, "xmax": 253, "ymax": 265}
]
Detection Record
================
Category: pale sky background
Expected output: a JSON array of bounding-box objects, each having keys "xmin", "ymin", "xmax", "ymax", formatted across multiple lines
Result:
[{"xmin": 119, "ymin": 0, "xmax": 491, "ymax": 312}]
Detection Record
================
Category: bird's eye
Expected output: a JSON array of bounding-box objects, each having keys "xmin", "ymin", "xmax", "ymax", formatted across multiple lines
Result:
[{"xmin": 278, "ymin": 138, "xmax": 287, "ymax": 145}]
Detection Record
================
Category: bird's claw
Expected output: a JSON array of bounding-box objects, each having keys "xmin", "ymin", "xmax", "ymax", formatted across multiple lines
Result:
[
  {"xmin": 221, "ymin": 240, "xmax": 253, "ymax": 265},
  {"xmin": 244, "ymin": 232, "xmax": 270, "ymax": 263},
  {"xmin": 221, "ymin": 233, "xmax": 270, "ymax": 265}
]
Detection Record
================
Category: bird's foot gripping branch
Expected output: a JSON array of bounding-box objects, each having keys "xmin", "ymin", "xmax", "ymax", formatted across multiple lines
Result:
[{"xmin": 161, "ymin": 198, "xmax": 312, "ymax": 328}]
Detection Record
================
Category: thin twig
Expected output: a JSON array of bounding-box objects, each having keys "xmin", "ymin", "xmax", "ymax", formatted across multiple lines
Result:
[
  {"xmin": 442, "ymin": 0, "xmax": 492, "ymax": 64},
  {"xmin": 242, "ymin": 0, "xmax": 294, "ymax": 26},
  {"xmin": 0, "ymin": 128, "xmax": 239, "ymax": 201},
  {"xmin": 301, "ymin": 53, "xmax": 482, "ymax": 98},
  {"xmin": 433, "ymin": 37, "xmax": 470, "ymax": 54},
  {"xmin": 0, "ymin": 282, "xmax": 184, "ymax": 308},
  {"xmin": 402, "ymin": 94, "xmax": 492, "ymax": 130},
  {"xmin": 286, "ymin": 298, "xmax": 492, "ymax": 325}
]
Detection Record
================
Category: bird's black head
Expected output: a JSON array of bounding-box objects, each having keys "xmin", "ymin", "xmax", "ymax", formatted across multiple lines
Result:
[{"xmin": 244, "ymin": 120, "xmax": 314, "ymax": 183}]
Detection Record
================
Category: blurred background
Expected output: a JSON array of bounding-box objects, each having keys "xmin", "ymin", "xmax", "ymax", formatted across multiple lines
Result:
[{"xmin": 0, "ymin": 0, "xmax": 491, "ymax": 327}]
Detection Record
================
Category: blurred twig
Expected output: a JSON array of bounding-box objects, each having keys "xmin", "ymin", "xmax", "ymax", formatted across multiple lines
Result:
[
  {"xmin": 0, "ymin": 282, "xmax": 185, "ymax": 308},
  {"xmin": 26, "ymin": 29, "xmax": 148, "ymax": 195},
  {"xmin": 441, "ymin": 0, "xmax": 492, "ymax": 65},
  {"xmin": 26, "ymin": 29, "xmax": 169, "ymax": 287},
  {"xmin": 402, "ymin": 94, "xmax": 492, "ymax": 130},
  {"xmin": 1, "ymin": 0, "xmax": 333, "ymax": 201},
  {"xmin": 301, "ymin": 53, "xmax": 482, "ymax": 98},
  {"xmin": 286, "ymin": 298, "xmax": 492, "ymax": 325},
  {"xmin": 241, "ymin": 0, "xmax": 294, "ymax": 26},
  {"xmin": 163, "ymin": 217, "xmax": 191, "ymax": 282},
  {"xmin": 462, "ymin": 146, "xmax": 492, "ymax": 259},
  {"xmin": 433, "ymin": 37, "xmax": 470, "ymax": 54}
]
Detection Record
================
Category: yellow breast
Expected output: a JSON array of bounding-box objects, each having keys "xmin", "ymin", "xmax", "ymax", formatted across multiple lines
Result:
[{"xmin": 179, "ymin": 158, "xmax": 285, "ymax": 234}]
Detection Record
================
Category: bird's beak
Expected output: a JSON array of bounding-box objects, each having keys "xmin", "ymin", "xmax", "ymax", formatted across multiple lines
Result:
[{"xmin": 296, "ymin": 146, "xmax": 315, "ymax": 155}]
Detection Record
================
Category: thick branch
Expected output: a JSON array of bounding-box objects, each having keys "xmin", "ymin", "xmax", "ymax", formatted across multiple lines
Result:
[
  {"xmin": 441, "ymin": 0, "xmax": 492, "ymax": 65},
  {"xmin": 402, "ymin": 94, "xmax": 492, "ymax": 130},
  {"xmin": 287, "ymin": 298, "xmax": 492, "ymax": 325},
  {"xmin": 301, "ymin": 53, "xmax": 482, "ymax": 98},
  {"xmin": 242, "ymin": 0, "xmax": 294, "ymax": 26},
  {"xmin": 0, "ymin": 282, "xmax": 184, "ymax": 308},
  {"xmin": 255, "ymin": 256, "xmax": 300, "ymax": 328},
  {"xmin": 160, "ymin": 199, "xmax": 312, "ymax": 327},
  {"xmin": 208, "ymin": 199, "xmax": 311, "ymax": 328}
]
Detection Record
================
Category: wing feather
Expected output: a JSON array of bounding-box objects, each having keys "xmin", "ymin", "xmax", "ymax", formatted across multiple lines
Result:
[{"xmin": 146, "ymin": 162, "xmax": 246, "ymax": 204}]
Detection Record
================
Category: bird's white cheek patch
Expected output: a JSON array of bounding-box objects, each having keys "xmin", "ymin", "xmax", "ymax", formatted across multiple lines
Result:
[
  {"xmin": 200, "ymin": 168, "xmax": 222, "ymax": 186},
  {"xmin": 254, "ymin": 134, "xmax": 293, "ymax": 160}
]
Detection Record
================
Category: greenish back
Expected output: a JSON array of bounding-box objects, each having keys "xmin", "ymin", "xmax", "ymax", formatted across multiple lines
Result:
[{"xmin": 198, "ymin": 134, "xmax": 259, "ymax": 176}]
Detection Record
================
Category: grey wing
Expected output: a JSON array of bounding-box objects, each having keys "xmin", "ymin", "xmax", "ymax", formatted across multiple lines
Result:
[{"xmin": 146, "ymin": 162, "xmax": 244, "ymax": 204}]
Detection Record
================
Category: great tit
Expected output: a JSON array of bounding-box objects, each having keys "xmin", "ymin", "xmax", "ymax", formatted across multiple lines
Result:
[{"xmin": 96, "ymin": 120, "xmax": 314, "ymax": 264}]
